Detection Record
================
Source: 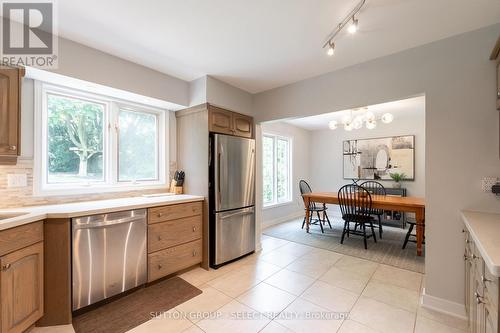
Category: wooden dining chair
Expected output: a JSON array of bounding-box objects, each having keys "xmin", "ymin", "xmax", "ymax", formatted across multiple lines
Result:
[
  {"xmin": 402, "ymin": 218, "xmax": 425, "ymax": 249},
  {"xmin": 360, "ymin": 180, "xmax": 386, "ymax": 238},
  {"xmin": 338, "ymin": 184, "xmax": 377, "ymax": 249},
  {"xmin": 299, "ymin": 180, "xmax": 332, "ymax": 233}
]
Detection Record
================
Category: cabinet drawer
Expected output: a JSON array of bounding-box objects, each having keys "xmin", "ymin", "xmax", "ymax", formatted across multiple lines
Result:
[
  {"xmin": 148, "ymin": 201, "xmax": 202, "ymax": 224},
  {"xmin": 148, "ymin": 240, "xmax": 202, "ymax": 282},
  {"xmin": 148, "ymin": 215, "xmax": 202, "ymax": 253},
  {"xmin": 0, "ymin": 221, "xmax": 43, "ymax": 256}
]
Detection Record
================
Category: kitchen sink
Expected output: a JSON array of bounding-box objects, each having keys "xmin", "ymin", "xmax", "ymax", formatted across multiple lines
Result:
[{"xmin": 0, "ymin": 212, "xmax": 28, "ymax": 220}]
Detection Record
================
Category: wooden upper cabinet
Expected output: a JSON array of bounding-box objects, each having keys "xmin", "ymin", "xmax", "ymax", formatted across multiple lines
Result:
[
  {"xmin": 0, "ymin": 66, "xmax": 23, "ymax": 164},
  {"xmin": 208, "ymin": 106, "xmax": 234, "ymax": 135},
  {"xmin": 1, "ymin": 241, "xmax": 43, "ymax": 333},
  {"xmin": 233, "ymin": 113, "xmax": 253, "ymax": 138},
  {"xmin": 208, "ymin": 105, "xmax": 254, "ymax": 138}
]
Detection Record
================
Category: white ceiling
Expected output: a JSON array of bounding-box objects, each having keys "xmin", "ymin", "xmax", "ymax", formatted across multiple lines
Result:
[
  {"xmin": 284, "ymin": 95, "xmax": 425, "ymax": 130},
  {"xmin": 56, "ymin": 0, "xmax": 500, "ymax": 93}
]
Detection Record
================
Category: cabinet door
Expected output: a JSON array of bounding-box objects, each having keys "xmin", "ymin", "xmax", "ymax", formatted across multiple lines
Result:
[
  {"xmin": 483, "ymin": 301, "xmax": 498, "ymax": 333},
  {"xmin": 233, "ymin": 113, "xmax": 254, "ymax": 138},
  {"xmin": 208, "ymin": 106, "xmax": 234, "ymax": 135},
  {"xmin": 0, "ymin": 67, "xmax": 20, "ymax": 156},
  {"xmin": 1, "ymin": 242, "xmax": 43, "ymax": 333}
]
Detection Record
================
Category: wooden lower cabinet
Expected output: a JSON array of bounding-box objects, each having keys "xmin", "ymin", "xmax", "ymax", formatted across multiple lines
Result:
[
  {"xmin": 1, "ymin": 241, "xmax": 43, "ymax": 333},
  {"xmin": 147, "ymin": 201, "xmax": 204, "ymax": 283},
  {"xmin": 148, "ymin": 240, "xmax": 202, "ymax": 282},
  {"xmin": 464, "ymin": 228, "xmax": 500, "ymax": 333}
]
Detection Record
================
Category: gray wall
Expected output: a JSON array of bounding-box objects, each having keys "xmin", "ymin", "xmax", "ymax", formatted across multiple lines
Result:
[
  {"xmin": 53, "ymin": 37, "xmax": 190, "ymax": 106},
  {"xmin": 253, "ymin": 24, "xmax": 500, "ymax": 308}
]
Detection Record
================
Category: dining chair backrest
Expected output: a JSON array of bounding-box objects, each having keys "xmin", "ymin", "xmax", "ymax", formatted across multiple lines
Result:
[
  {"xmin": 299, "ymin": 180, "xmax": 316, "ymax": 209},
  {"xmin": 360, "ymin": 181, "xmax": 387, "ymax": 196},
  {"xmin": 338, "ymin": 184, "xmax": 373, "ymax": 220}
]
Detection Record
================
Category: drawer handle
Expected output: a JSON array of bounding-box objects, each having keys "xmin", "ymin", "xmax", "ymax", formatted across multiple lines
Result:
[
  {"xmin": 157, "ymin": 213, "xmax": 164, "ymax": 218},
  {"xmin": 192, "ymin": 226, "xmax": 196, "ymax": 232},
  {"xmin": 192, "ymin": 250, "xmax": 197, "ymax": 257},
  {"xmin": 157, "ymin": 235, "xmax": 162, "ymax": 241},
  {"xmin": 157, "ymin": 264, "xmax": 162, "ymax": 270},
  {"xmin": 474, "ymin": 291, "xmax": 484, "ymax": 304},
  {"xmin": 2, "ymin": 263, "xmax": 10, "ymax": 271},
  {"xmin": 481, "ymin": 275, "xmax": 492, "ymax": 283},
  {"xmin": 9, "ymin": 145, "xmax": 16, "ymax": 151}
]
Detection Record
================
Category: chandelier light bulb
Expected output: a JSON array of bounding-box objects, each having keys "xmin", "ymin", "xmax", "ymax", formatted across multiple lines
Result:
[
  {"xmin": 366, "ymin": 119, "xmax": 377, "ymax": 130},
  {"xmin": 341, "ymin": 114, "xmax": 351, "ymax": 125},
  {"xmin": 328, "ymin": 120, "xmax": 338, "ymax": 130},
  {"xmin": 352, "ymin": 116, "xmax": 363, "ymax": 129},
  {"xmin": 347, "ymin": 17, "xmax": 358, "ymax": 34},
  {"xmin": 344, "ymin": 122, "xmax": 353, "ymax": 131},
  {"xmin": 326, "ymin": 41, "xmax": 335, "ymax": 56},
  {"xmin": 364, "ymin": 111, "xmax": 375, "ymax": 122},
  {"xmin": 381, "ymin": 113, "xmax": 394, "ymax": 124}
]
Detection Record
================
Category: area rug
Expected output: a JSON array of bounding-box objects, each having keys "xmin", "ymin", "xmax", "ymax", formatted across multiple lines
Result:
[
  {"xmin": 264, "ymin": 217, "xmax": 425, "ymax": 273},
  {"xmin": 72, "ymin": 277, "xmax": 202, "ymax": 333}
]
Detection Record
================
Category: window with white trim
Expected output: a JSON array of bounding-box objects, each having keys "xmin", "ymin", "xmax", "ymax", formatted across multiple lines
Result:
[
  {"xmin": 262, "ymin": 134, "xmax": 292, "ymax": 207},
  {"xmin": 35, "ymin": 82, "xmax": 167, "ymax": 194}
]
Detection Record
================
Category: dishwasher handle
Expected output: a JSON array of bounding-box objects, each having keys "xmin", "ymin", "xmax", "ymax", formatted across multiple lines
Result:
[{"xmin": 73, "ymin": 216, "xmax": 146, "ymax": 229}]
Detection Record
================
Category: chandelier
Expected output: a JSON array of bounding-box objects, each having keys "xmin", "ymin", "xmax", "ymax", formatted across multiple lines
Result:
[{"xmin": 328, "ymin": 108, "xmax": 394, "ymax": 131}]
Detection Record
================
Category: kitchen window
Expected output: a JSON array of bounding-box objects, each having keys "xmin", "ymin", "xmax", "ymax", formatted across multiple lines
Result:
[
  {"xmin": 262, "ymin": 133, "xmax": 292, "ymax": 207},
  {"xmin": 35, "ymin": 82, "xmax": 167, "ymax": 195}
]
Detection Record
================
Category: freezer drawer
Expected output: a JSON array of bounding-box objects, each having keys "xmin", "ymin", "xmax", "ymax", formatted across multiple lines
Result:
[
  {"xmin": 214, "ymin": 207, "xmax": 255, "ymax": 265},
  {"xmin": 72, "ymin": 209, "xmax": 147, "ymax": 310},
  {"xmin": 214, "ymin": 134, "xmax": 255, "ymax": 211}
]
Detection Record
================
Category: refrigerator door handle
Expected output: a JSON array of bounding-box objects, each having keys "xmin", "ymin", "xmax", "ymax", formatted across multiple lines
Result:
[
  {"xmin": 217, "ymin": 145, "xmax": 222, "ymax": 208},
  {"xmin": 219, "ymin": 207, "xmax": 254, "ymax": 219}
]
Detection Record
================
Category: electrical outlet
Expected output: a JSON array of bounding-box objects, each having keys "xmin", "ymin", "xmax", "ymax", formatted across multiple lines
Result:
[
  {"xmin": 481, "ymin": 177, "xmax": 498, "ymax": 192},
  {"xmin": 7, "ymin": 174, "xmax": 27, "ymax": 188}
]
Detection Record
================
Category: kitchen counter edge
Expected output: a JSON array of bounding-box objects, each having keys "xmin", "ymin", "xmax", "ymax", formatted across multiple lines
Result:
[
  {"xmin": 461, "ymin": 210, "xmax": 500, "ymax": 277},
  {"xmin": 0, "ymin": 195, "xmax": 205, "ymax": 231}
]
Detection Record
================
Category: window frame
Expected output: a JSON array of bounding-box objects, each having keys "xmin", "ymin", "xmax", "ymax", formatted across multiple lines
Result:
[
  {"xmin": 34, "ymin": 81, "xmax": 168, "ymax": 196},
  {"xmin": 262, "ymin": 133, "xmax": 292, "ymax": 208}
]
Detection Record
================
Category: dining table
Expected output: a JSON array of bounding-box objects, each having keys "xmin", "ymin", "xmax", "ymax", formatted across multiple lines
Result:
[{"xmin": 302, "ymin": 192, "xmax": 426, "ymax": 256}]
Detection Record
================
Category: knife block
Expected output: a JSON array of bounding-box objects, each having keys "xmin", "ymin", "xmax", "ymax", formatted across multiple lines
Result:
[{"xmin": 169, "ymin": 179, "xmax": 183, "ymax": 194}]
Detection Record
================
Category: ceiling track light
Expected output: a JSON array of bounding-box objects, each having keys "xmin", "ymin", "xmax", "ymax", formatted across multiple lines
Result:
[
  {"xmin": 323, "ymin": 0, "xmax": 366, "ymax": 56},
  {"xmin": 327, "ymin": 41, "xmax": 335, "ymax": 56}
]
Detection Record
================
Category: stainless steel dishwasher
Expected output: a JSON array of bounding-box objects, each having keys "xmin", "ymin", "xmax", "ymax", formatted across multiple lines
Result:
[{"xmin": 72, "ymin": 209, "xmax": 147, "ymax": 310}]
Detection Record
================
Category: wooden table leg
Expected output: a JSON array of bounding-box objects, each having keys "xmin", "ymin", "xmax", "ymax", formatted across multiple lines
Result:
[
  {"xmin": 304, "ymin": 197, "xmax": 311, "ymax": 233},
  {"xmin": 415, "ymin": 208, "xmax": 425, "ymax": 256}
]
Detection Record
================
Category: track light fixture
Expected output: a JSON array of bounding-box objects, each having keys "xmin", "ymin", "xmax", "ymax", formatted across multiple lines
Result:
[
  {"xmin": 323, "ymin": 0, "xmax": 366, "ymax": 56},
  {"xmin": 347, "ymin": 16, "xmax": 358, "ymax": 34},
  {"xmin": 327, "ymin": 41, "xmax": 335, "ymax": 56}
]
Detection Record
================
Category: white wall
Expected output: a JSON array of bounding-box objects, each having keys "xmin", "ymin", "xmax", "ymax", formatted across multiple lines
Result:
[
  {"xmin": 253, "ymin": 24, "xmax": 500, "ymax": 314},
  {"xmin": 260, "ymin": 122, "xmax": 311, "ymax": 228},
  {"xmin": 309, "ymin": 104, "xmax": 425, "ymax": 198}
]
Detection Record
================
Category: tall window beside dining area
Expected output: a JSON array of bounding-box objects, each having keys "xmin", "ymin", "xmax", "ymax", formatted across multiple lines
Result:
[{"xmin": 263, "ymin": 134, "xmax": 292, "ymax": 207}]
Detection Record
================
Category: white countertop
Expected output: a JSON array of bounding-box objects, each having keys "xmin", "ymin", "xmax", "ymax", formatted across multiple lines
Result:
[
  {"xmin": 0, "ymin": 194, "xmax": 205, "ymax": 231},
  {"xmin": 461, "ymin": 210, "xmax": 500, "ymax": 277}
]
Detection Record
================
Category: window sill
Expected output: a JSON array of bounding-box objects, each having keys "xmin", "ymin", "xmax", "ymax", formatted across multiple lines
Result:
[
  {"xmin": 263, "ymin": 200, "xmax": 294, "ymax": 210},
  {"xmin": 33, "ymin": 183, "xmax": 169, "ymax": 197}
]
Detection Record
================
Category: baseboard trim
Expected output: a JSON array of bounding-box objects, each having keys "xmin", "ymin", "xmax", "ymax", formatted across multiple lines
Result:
[
  {"xmin": 262, "ymin": 211, "xmax": 304, "ymax": 229},
  {"xmin": 421, "ymin": 288, "xmax": 467, "ymax": 320}
]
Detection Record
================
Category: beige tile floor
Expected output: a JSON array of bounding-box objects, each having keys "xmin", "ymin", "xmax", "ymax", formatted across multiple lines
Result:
[{"xmin": 32, "ymin": 235, "xmax": 467, "ymax": 333}]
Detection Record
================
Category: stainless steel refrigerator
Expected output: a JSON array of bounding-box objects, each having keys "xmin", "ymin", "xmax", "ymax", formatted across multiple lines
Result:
[{"xmin": 209, "ymin": 133, "xmax": 255, "ymax": 268}]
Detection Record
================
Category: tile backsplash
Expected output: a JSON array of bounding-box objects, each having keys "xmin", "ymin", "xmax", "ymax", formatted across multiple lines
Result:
[{"xmin": 0, "ymin": 159, "xmax": 170, "ymax": 209}]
